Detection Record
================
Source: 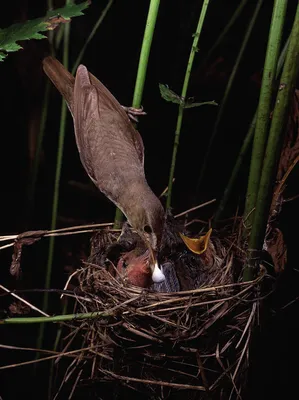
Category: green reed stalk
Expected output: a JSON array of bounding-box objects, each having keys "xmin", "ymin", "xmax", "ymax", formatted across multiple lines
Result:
[
  {"xmin": 243, "ymin": 2, "xmax": 299, "ymax": 281},
  {"xmin": 28, "ymin": 1, "xmax": 110, "ymax": 230},
  {"xmin": 131, "ymin": 1, "xmax": 160, "ymax": 108},
  {"xmin": 114, "ymin": 0, "xmax": 161, "ymax": 227},
  {"xmin": 37, "ymin": 16, "xmax": 71, "ymax": 351},
  {"xmin": 166, "ymin": 0, "xmax": 211, "ymax": 209},
  {"xmin": 214, "ymin": 35, "xmax": 291, "ymax": 223},
  {"xmin": 38, "ymin": 0, "xmax": 112, "ymax": 331},
  {"xmin": 244, "ymin": 0, "xmax": 288, "ymax": 230},
  {"xmin": 45, "ymin": 4, "xmax": 114, "ymax": 392},
  {"xmin": 2, "ymin": 309, "xmax": 116, "ymax": 324},
  {"xmin": 214, "ymin": 112, "xmax": 257, "ymax": 222},
  {"xmin": 196, "ymin": 0, "xmax": 263, "ymax": 196},
  {"xmin": 26, "ymin": 0, "xmax": 55, "ymax": 225}
]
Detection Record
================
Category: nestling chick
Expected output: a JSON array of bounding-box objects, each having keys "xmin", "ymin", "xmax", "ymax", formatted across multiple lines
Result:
[{"xmin": 117, "ymin": 249, "xmax": 152, "ymax": 287}]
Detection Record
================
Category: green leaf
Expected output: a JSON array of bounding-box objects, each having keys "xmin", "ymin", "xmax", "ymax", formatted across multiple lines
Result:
[
  {"xmin": 0, "ymin": 1, "xmax": 90, "ymax": 61},
  {"xmin": 159, "ymin": 83, "xmax": 218, "ymax": 109},
  {"xmin": 159, "ymin": 83, "xmax": 183, "ymax": 105}
]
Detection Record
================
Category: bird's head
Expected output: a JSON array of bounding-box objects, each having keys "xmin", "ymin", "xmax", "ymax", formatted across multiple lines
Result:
[
  {"xmin": 123, "ymin": 190, "xmax": 166, "ymax": 284},
  {"xmin": 117, "ymin": 249, "xmax": 152, "ymax": 287},
  {"xmin": 129, "ymin": 205, "xmax": 164, "ymax": 251}
]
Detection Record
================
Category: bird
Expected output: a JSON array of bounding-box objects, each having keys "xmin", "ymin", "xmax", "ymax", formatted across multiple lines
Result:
[
  {"xmin": 116, "ymin": 248, "xmax": 153, "ymax": 288},
  {"xmin": 43, "ymin": 56, "xmax": 165, "ymax": 285}
]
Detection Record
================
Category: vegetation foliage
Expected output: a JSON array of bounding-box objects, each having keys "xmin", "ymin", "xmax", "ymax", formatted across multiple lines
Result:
[{"xmin": 0, "ymin": 1, "xmax": 89, "ymax": 61}]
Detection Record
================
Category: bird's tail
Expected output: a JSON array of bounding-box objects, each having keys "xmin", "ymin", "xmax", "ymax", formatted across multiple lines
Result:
[{"xmin": 43, "ymin": 56, "xmax": 75, "ymax": 114}]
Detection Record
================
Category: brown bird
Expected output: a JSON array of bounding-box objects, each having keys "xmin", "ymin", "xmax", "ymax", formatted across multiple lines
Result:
[{"xmin": 43, "ymin": 56, "xmax": 165, "ymax": 284}]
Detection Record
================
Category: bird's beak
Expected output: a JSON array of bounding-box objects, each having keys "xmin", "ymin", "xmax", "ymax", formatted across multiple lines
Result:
[{"xmin": 137, "ymin": 230, "xmax": 165, "ymax": 283}]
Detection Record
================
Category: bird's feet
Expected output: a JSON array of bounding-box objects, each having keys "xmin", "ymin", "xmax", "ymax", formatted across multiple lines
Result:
[{"xmin": 121, "ymin": 106, "xmax": 147, "ymax": 122}]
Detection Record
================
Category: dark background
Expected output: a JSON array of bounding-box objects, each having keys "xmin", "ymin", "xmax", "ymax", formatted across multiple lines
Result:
[{"xmin": 1, "ymin": 1, "xmax": 299, "ymax": 399}]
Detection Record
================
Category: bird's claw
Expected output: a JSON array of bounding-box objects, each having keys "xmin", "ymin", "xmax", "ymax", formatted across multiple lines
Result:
[{"xmin": 121, "ymin": 106, "xmax": 147, "ymax": 123}]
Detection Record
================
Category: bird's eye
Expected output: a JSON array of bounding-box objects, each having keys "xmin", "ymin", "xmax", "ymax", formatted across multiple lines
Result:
[{"xmin": 144, "ymin": 225, "xmax": 152, "ymax": 234}]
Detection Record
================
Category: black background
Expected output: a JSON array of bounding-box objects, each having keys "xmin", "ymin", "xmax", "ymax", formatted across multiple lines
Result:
[{"xmin": 1, "ymin": 1, "xmax": 299, "ymax": 399}]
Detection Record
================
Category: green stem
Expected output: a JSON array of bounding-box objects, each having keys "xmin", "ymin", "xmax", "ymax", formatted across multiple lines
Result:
[
  {"xmin": 166, "ymin": 0, "xmax": 211, "ymax": 210},
  {"xmin": 131, "ymin": 0, "xmax": 160, "ymax": 107},
  {"xmin": 1, "ymin": 309, "xmax": 118, "ymax": 324},
  {"xmin": 244, "ymin": 0, "xmax": 288, "ymax": 229},
  {"xmin": 37, "ymin": 18, "xmax": 70, "ymax": 350},
  {"xmin": 214, "ymin": 35, "xmax": 290, "ymax": 222},
  {"xmin": 214, "ymin": 112, "xmax": 257, "ymax": 222},
  {"xmin": 26, "ymin": 0, "xmax": 56, "ymax": 224},
  {"xmin": 196, "ymin": 0, "xmax": 263, "ymax": 196},
  {"xmin": 114, "ymin": 0, "xmax": 161, "ymax": 228},
  {"xmin": 244, "ymin": 1, "xmax": 299, "ymax": 281}
]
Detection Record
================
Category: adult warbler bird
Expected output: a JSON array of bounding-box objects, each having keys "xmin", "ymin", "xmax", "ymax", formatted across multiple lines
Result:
[{"xmin": 43, "ymin": 56, "xmax": 165, "ymax": 285}]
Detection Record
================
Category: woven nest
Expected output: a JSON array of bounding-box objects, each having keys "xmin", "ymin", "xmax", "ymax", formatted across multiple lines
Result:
[{"xmin": 58, "ymin": 223, "xmax": 265, "ymax": 400}]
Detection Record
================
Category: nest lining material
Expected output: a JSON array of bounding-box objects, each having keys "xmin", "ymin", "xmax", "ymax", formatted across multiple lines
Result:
[{"xmin": 58, "ymin": 226, "xmax": 264, "ymax": 399}]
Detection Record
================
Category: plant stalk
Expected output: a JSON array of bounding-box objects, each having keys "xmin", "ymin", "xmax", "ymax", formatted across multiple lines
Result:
[
  {"xmin": 214, "ymin": 112, "xmax": 257, "ymax": 222},
  {"xmin": 214, "ymin": 35, "xmax": 290, "ymax": 222},
  {"xmin": 244, "ymin": 1, "xmax": 299, "ymax": 280},
  {"xmin": 114, "ymin": 0, "xmax": 161, "ymax": 228},
  {"xmin": 37, "ymin": 17, "xmax": 70, "ymax": 350},
  {"xmin": 244, "ymin": 0, "xmax": 288, "ymax": 229},
  {"xmin": 166, "ymin": 0, "xmax": 211, "ymax": 209},
  {"xmin": 197, "ymin": 0, "xmax": 263, "ymax": 197}
]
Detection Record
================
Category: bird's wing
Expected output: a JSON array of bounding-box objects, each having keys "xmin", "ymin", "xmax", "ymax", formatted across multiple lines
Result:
[
  {"xmin": 42, "ymin": 56, "xmax": 144, "ymax": 166},
  {"xmin": 88, "ymin": 70, "xmax": 144, "ymax": 166},
  {"xmin": 73, "ymin": 65, "xmax": 145, "ymax": 205}
]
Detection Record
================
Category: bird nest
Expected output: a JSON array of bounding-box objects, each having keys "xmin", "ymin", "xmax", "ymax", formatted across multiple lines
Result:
[{"xmin": 57, "ymin": 225, "xmax": 266, "ymax": 400}]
